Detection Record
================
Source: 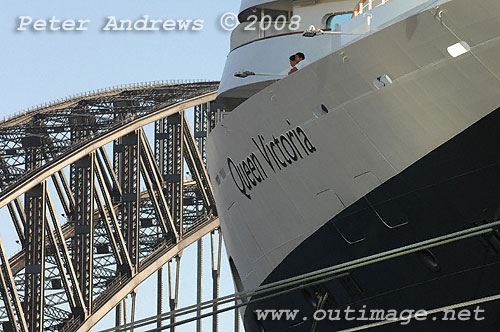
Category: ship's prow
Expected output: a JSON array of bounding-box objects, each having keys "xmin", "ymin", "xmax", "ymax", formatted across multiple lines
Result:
[{"xmin": 209, "ymin": 0, "xmax": 500, "ymax": 330}]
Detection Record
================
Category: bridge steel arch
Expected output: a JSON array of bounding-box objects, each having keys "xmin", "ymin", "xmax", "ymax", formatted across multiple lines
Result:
[{"xmin": 0, "ymin": 81, "xmax": 231, "ymax": 332}]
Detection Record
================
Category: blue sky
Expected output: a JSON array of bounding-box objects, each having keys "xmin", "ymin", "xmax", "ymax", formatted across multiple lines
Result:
[
  {"xmin": 0, "ymin": 0, "xmax": 238, "ymax": 113},
  {"xmin": 0, "ymin": 1, "xmax": 242, "ymax": 331}
]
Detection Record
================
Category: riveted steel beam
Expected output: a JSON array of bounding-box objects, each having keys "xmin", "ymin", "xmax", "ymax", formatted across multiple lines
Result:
[
  {"xmin": 45, "ymin": 190, "xmax": 83, "ymax": 316},
  {"xmin": 157, "ymin": 113, "xmax": 184, "ymax": 237},
  {"xmin": 94, "ymin": 158, "xmax": 133, "ymax": 274},
  {"xmin": 120, "ymin": 131, "xmax": 141, "ymax": 269},
  {"xmin": 98, "ymin": 147, "xmax": 122, "ymax": 199},
  {"xmin": 24, "ymin": 181, "xmax": 47, "ymax": 332},
  {"xmin": 51, "ymin": 173, "xmax": 71, "ymax": 218},
  {"xmin": 182, "ymin": 116, "xmax": 216, "ymax": 212},
  {"xmin": 94, "ymin": 189, "xmax": 125, "ymax": 271},
  {"xmin": 72, "ymin": 153, "xmax": 95, "ymax": 314},
  {"xmin": 0, "ymin": 232, "xmax": 28, "ymax": 332},
  {"xmin": 47, "ymin": 193, "xmax": 87, "ymax": 317},
  {"xmin": 157, "ymin": 267, "xmax": 163, "ymax": 330},
  {"xmin": 193, "ymin": 103, "xmax": 208, "ymax": 332},
  {"xmin": 0, "ymin": 264, "xmax": 20, "ymax": 332},
  {"xmin": 138, "ymin": 130, "xmax": 178, "ymax": 242}
]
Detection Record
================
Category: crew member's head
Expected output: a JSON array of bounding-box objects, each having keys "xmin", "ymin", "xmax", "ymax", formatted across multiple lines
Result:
[
  {"xmin": 289, "ymin": 54, "xmax": 297, "ymax": 67},
  {"xmin": 296, "ymin": 52, "xmax": 305, "ymax": 62}
]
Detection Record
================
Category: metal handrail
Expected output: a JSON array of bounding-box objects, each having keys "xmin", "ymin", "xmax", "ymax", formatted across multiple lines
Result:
[{"xmin": 353, "ymin": 0, "xmax": 392, "ymax": 17}]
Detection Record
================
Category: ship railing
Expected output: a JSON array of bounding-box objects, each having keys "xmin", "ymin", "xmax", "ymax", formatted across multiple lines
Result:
[
  {"xmin": 230, "ymin": 28, "xmax": 336, "ymax": 53},
  {"xmin": 353, "ymin": 0, "xmax": 392, "ymax": 17},
  {"xmin": 230, "ymin": 20, "xmax": 297, "ymax": 51}
]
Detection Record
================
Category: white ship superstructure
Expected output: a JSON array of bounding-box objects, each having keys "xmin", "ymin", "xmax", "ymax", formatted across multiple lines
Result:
[{"xmin": 208, "ymin": 0, "xmax": 500, "ymax": 330}]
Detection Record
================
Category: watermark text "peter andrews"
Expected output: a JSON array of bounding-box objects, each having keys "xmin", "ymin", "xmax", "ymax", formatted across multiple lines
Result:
[{"xmin": 16, "ymin": 15, "xmax": 204, "ymax": 32}]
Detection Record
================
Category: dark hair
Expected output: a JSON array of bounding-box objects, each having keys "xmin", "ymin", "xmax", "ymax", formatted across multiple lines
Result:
[
  {"xmin": 289, "ymin": 54, "xmax": 296, "ymax": 61},
  {"xmin": 296, "ymin": 52, "xmax": 305, "ymax": 60}
]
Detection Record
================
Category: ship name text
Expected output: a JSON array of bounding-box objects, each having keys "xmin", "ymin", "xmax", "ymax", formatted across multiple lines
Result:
[{"xmin": 227, "ymin": 125, "xmax": 316, "ymax": 199}]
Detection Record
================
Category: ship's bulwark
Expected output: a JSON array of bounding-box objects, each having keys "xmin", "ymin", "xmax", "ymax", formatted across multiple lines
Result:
[
  {"xmin": 248, "ymin": 105, "xmax": 500, "ymax": 332},
  {"xmin": 206, "ymin": 0, "xmax": 500, "ymax": 330}
]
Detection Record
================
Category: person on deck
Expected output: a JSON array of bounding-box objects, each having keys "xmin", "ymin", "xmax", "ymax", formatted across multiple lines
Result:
[
  {"xmin": 289, "ymin": 52, "xmax": 308, "ymax": 75},
  {"xmin": 288, "ymin": 54, "xmax": 298, "ymax": 75}
]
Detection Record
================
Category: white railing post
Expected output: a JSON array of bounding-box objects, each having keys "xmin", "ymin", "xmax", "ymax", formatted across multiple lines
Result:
[{"xmin": 368, "ymin": 0, "xmax": 373, "ymax": 10}]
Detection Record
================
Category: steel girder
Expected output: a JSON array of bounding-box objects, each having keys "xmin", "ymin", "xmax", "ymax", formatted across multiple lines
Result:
[
  {"xmin": 24, "ymin": 181, "xmax": 46, "ymax": 332},
  {"xmin": 119, "ymin": 131, "xmax": 141, "ymax": 270},
  {"xmin": 72, "ymin": 154, "xmax": 95, "ymax": 314},
  {"xmin": 193, "ymin": 102, "xmax": 207, "ymax": 332},
  {"xmin": 0, "ymin": 82, "xmax": 224, "ymax": 332}
]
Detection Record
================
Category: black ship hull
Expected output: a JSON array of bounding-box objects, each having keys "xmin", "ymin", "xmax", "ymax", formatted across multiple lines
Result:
[{"xmin": 244, "ymin": 106, "xmax": 500, "ymax": 331}]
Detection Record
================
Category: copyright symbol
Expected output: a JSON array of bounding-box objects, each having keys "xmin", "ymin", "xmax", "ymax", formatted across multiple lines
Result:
[{"xmin": 220, "ymin": 12, "xmax": 238, "ymax": 31}]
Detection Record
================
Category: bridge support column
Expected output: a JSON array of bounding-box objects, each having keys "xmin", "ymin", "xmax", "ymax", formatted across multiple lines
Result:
[
  {"xmin": 72, "ymin": 153, "xmax": 95, "ymax": 314},
  {"xmin": 130, "ymin": 289, "xmax": 137, "ymax": 332},
  {"xmin": 168, "ymin": 255, "xmax": 181, "ymax": 332},
  {"xmin": 194, "ymin": 102, "xmax": 208, "ymax": 332},
  {"xmin": 24, "ymin": 181, "xmax": 46, "ymax": 332},
  {"xmin": 115, "ymin": 302, "xmax": 121, "ymax": 328},
  {"xmin": 157, "ymin": 267, "xmax": 163, "ymax": 329},
  {"xmin": 196, "ymin": 238, "xmax": 203, "ymax": 332},
  {"xmin": 211, "ymin": 230, "xmax": 222, "ymax": 332},
  {"xmin": 118, "ymin": 131, "xmax": 141, "ymax": 271},
  {"xmin": 157, "ymin": 113, "xmax": 184, "ymax": 236}
]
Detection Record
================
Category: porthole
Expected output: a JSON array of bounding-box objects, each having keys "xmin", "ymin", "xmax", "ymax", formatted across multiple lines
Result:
[{"xmin": 325, "ymin": 12, "xmax": 353, "ymax": 30}]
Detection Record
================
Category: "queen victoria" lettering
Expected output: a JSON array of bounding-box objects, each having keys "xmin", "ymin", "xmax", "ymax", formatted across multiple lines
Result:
[{"xmin": 227, "ymin": 125, "xmax": 316, "ymax": 199}]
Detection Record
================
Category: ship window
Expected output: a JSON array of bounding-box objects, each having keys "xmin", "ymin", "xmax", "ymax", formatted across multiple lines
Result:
[
  {"xmin": 240, "ymin": 8, "xmax": 291, "ymax": 22},
  {"xmin": 325, "ymin": 12, "xmax": 353, "ymax": 30}
]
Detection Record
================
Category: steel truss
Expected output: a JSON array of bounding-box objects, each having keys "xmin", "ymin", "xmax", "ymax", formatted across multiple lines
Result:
[{"xmin": 0, "ymin": 82, "xmax": 231, "ymax": 332}]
